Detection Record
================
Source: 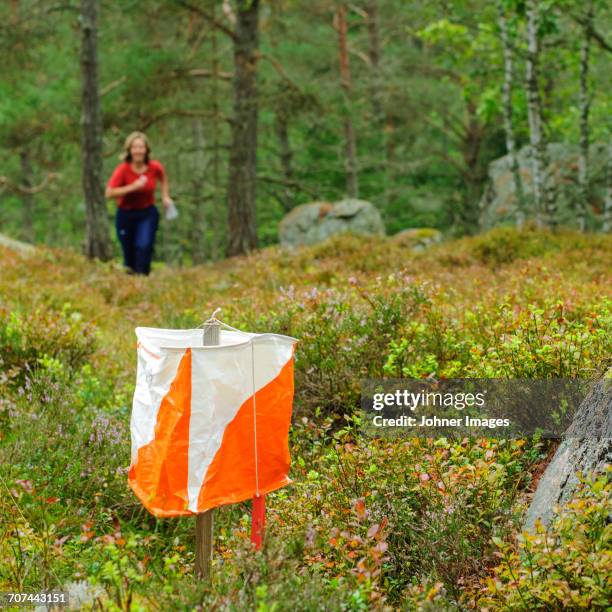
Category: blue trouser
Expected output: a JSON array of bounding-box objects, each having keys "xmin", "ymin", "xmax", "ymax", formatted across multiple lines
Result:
[{"xmin": 115, "ymin": 205, "xmax": 159, "ymax": 275}]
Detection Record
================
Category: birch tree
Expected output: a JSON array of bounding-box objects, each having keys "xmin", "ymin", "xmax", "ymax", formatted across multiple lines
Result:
[
  {"xmin": 497, "ymin": 0, "xmax": 526, "ymax": 226},
  {"xmin": 524, "ymin": 0, "xmax": 548, "ymax": 227},
  {"xmin": 576, "ymin": 1, "xmax": 594, "ymax": 231}
]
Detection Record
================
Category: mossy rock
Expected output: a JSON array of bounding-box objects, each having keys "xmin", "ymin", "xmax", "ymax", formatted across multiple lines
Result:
[{"xmin": 391, "ymin": 227, "xmax": 443, "ymax": 250}]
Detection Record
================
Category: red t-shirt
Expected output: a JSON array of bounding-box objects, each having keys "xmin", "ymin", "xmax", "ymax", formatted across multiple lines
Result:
[{"xmin": 107, "ymin": 160, "xmax": 165, "ymax": 210}]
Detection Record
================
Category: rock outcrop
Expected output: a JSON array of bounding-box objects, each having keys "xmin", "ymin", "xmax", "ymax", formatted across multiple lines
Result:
[
  {"xmin": 479, "ymin": 142, "xmax": 609, "ymax": 230},
  {"xmin": 523, "ymin": 375, "xmax": 611, "ymax": 531},
  {"xmin": 0, "ymin": 233, "xmax": 36, "ymax": 255}
]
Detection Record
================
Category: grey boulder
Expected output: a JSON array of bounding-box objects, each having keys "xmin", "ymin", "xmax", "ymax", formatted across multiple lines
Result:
[{"xmin": 279, "ymin": 199, "xmax": 385, "ymax": 246}]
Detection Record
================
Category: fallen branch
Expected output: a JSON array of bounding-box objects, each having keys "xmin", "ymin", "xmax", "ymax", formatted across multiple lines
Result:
[
  {"xmin": 101, "ymin": 76, "xmax": 126, "ymax": 96},
  {"xmin": 170, "ymin": 67, "xmax": 233, "ymax": 81},
  {"xmin": 0, "ymin": 172, "xmax": 60, "ymax": 195}
]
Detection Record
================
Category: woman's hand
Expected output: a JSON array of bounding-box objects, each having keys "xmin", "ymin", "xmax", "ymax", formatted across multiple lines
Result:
[
  {"xmin": 130, "ymin": 175, "xmax": 148, "ymax": 192},
  {"xmin": 162, "ymin": 195, "xmax": 174, "ymax": 209}
]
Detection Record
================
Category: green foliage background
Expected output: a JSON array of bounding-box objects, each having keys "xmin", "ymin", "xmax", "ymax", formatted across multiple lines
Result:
[{"xmin": 0, "ymin": 0, "xmax": 610, "ymax": 258}]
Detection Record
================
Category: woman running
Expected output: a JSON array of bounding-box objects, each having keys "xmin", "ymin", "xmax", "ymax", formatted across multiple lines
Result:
[{"xmin": 105, "ymin": 131, "xmax": 174, "ymax": 275}]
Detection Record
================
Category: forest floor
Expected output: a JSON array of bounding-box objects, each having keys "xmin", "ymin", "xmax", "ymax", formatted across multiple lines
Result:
[{"xmin": 0, "ymin": 226, "xmax": 610, "ymax": 610}]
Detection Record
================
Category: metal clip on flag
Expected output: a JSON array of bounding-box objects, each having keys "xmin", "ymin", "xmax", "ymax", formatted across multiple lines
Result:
[{"xmin": 129, "ymin": 310, "xmax": 298, "ymax": 571}]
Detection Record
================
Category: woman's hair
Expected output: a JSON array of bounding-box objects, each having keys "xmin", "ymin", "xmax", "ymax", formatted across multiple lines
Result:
[{"xmin": 120, "ymin": 131, "xmax": 151, "ymax": 163}]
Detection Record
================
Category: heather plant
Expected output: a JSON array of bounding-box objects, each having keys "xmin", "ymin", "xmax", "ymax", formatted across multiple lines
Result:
[
  {"xmin": 0, "ymin": 302, "xmax": 97, "ymax": 386},
  {"xmin": 266, "ymin": 418, "xmax": 546, "ymax": 605},
  {"xmin": 271, "ymin": 277, "xmax": 426, "ymax": 417}
]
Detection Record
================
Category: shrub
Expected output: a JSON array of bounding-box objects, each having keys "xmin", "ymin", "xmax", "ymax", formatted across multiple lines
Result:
[
  {"xmin": 264, "ymin": 276, "xmax": 427, "ymax": 418},
  {"xmin": 382, "ymin": 297, "xmax": 611, "ymax": 379},
  {"xmin": 469, "ymin": 226, "xmax": 561, "ymax": 266},
  {"xmin": 273, "ymin": 421, "xmax": 546, "ymax": 606}
]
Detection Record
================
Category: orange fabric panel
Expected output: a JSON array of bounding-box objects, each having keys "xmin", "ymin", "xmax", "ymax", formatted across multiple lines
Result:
[
  {"xmin": 196, "ymin": 355, "xmax": 295, "ymax": 511},
  {"xmin": 128, "ymin": 348, "xmax": 192, "ymax": 517}
]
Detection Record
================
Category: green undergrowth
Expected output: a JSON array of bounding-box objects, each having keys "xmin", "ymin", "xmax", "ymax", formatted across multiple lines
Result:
[{"xmin": 0, "ymin": 227, "xmax": 610, "ymax": 609}]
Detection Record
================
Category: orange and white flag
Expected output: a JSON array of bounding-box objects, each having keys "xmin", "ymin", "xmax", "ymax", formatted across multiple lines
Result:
[{"xmin": 128, "ymin": 325, "xmax": 298, "ymax": 517}]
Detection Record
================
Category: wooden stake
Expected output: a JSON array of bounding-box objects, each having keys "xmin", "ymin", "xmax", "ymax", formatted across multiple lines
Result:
[
  {"xmin": 195, "ymin": 319, "xmax": 220, "ymax": 579},
  {"xmin": 195, "ymin": 510, "xmax": 214, "ymax": 579}
]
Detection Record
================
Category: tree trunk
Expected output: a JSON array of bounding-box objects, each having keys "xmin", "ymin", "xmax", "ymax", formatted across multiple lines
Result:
[
  {"xmin": 210, "ymin": 1, "xmax": 223, "ymax": 260},
  {"xmin": 19, "ymin": 150, "xmax": 35, "ymax": 243},
  {"xmin": 460, "ymin": 100, "xmax": 487, "ymax": 230},
  {"xmin": 366, "ymin": 0, "xmax": 392, "ymax": 215},
  {"xmin": 275, "ymin": 111, "xmax": 294, "ymax": 212},
  {"xmin": 577, "ymin": 2, "xmax": 594, "ymax": 231},
  {"xmin": 497, "ymin": 1, "xmax": 526, "ymax": 226},
  {"xmin": 525, "ymin": 0, "xmax": 550, "ymax": 228},
  {"xmin": 335, "ymin": 3, "xmax": 358, "ymax": 198},
  {"xmin": 343, "ymin": 120, "xmax": 358, "ymax": 199},
  {"xmin": 384, "ymin": 111, "xmax": 396, "ymax": 211},
  {"xmin": 80, "ymin": 0, "xmax": 113, "ymax": 260},
  {"xmin": 603, "ymin": 134, "xmax": 612, "ymax": 233},
  {"xmin": 191, "ymin": 118, "xmax": 207, "ymax": 264},
  {"xmin": 366, "ymin": 0, "xmax": 383, "ymax": 121},
  {"xmin": 226, "ymin": 0, "xmax": 259, "ymax": 258}
]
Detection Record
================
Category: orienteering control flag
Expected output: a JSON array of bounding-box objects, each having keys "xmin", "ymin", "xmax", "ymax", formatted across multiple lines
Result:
[{"xmin": 129, "ymin": 326, "xmax": 298, "ymax": 517}]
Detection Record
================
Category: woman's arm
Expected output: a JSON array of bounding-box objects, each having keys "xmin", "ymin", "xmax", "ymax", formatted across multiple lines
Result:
[
  {"xmin": 105, "ymin": 175, "xmax": 146, "ymax": 199},
  {"xmin": 160, "ymin": 171, "xmax": 171, "ymax": 206}
]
